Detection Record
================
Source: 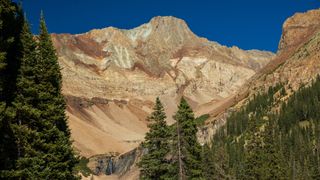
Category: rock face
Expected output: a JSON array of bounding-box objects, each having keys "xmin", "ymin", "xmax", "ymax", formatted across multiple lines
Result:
[
  {"xmin": 278, "ymin": 9, "xmax": 320, "ymax": 52},
  {"xmin": 255, "ymin": 8, "xmax": 320, "ymax": 91},
  {"xmin": 87, "ymin": 147, "xmax": 145, "ymax": 178},
  {"xmin": 51, "ymin": 16, "xmax": 274, "ymax": 157}
]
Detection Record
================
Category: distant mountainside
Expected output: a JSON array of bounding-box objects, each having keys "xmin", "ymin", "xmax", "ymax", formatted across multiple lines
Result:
[
  {"xmin": 200, "ymin": 8, "xmax": 320, "ymax": 145},
  {"xmin": 200, "ymin": 8, "xmax": 320, "ymax": 180},
  {"xmin": 51, "ymin": 16, "xmax": 274, "ymax": 157},
  {"xmin": 253, "ymin": 9, "xmax": 320, "ymax": 91}
]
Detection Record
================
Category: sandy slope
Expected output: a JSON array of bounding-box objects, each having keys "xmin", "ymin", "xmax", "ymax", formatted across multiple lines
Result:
[{"xmin": 68, "ymin": 101, "xmax": 149, "ymax": 157}]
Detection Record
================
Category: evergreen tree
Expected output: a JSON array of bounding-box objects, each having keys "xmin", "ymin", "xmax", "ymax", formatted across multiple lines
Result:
[
  {"xmin": 0, "ymin": 0, "xmax": 23, "ymax": 176},
  {"xmin": 203, "ymin": 128, "xmax": 232, "ymax": 180},
  {"xmin": 38, "ymin": 12, "xmax": 69, "ymax": 134},
  {"xmin": 171, "ymin": 97, "xmax": 203, "ymax": 180},
  {"xmin": 0, "ymin": 0, "xmax": 22, "ymax": 104},
  {"xmin": 7, "ymin": 17, "xmax": 46, "ymax": 179},
  {"xmin": 201, "ymin": 144, "xmax": 215, "ymax": 179},
  {"xmin": 0, "ymin": 4, "xmax": 78, "ymax": 178},
  {"xmin": 242, "ymin": 118, "xmax": 264, "ymax": 180},
  {"xmin": 27, "ymin": 13, "xmax": 78, "ymax": 179},
  {"xmin": 261, "ymin": 120, "xmax": 288, "ymax": 180},
  {"xmin": 310, "ymin": 155, "xmax": 320, "ymax": 180},
  {"xmin": 138, "ymin": 97, "xmax": 171, "ymax": 180}
]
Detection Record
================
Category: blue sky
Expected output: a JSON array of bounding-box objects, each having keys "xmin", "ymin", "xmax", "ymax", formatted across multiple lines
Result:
[{"xmin": 22, "ymin": 0, "xmax": 320, "ymax": 52}]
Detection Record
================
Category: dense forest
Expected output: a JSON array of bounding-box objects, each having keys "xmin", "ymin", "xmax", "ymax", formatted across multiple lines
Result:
[
  {"xmin": 206, "ymin": 77, "xmax": 320, "ymax": 179},
  {"xmin": 0, "ymin": 0, "xmax": 78, "ymax": 179},
  {"xmin": 140, "ymin": 77, "xmax": 320, "ymax": 179}
]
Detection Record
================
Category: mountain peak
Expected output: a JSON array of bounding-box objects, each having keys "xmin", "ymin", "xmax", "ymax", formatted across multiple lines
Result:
[
  {"xmin": 84, "ymin": 16, "xmax": 195, "ymax": 45},
  {"xmin": 148, "ymin": 16, "xmax": 192, "ymax": 33},
  {"xmin": 120, "ymin": 15, "xmax": 195, "ymax": 43},
  {"xmin": 149, "ymin": 16, "xmax": 188, "ymax": 26}
]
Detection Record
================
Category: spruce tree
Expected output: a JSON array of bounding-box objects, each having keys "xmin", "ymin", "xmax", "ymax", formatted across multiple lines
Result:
[
  {"xmin": 38, "ymin": 12, "xmax": 69, "ymax": 133},
  {"xmin": 261, "ymin": 120, "xmax": 288, "ymax": 180},
  {"xmin": 0, "ymin": 0, "xmax": 23, "ymax": 104},
  {"xmin": 201, "ymin": 144, "xmax": 215, "ymax": 179},
  {"xmin": 0, "ymin": 0, "xmax": 23, "ymax": 176},
  {"xmin": 310, "ymin": 155, "xmax": 320, "ymax": 180},
  {"xmin": 171, "ymin": 97, "xmax": 203, "ymax": 179},
  {"xmin": 138, "ymin": 97, "xmax": 171, "ymax": 180},
  {"xmin": 25, "ymin": 13, "xmax": 78, "ymax": 179},
  {"xmin": 8, "ymin": 17, "xmax": 46, "ymax": 179},
  {"xmin": 242, "ymin": 118, "xmax": 264, "ymax": 180}
]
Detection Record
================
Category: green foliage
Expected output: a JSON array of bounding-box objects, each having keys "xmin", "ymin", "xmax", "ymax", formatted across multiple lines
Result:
[
  {"xmin": 279, "ymin": 76, "xmax": 320, "ymax": 132},
  {"xmin": 260, "ymin": 120, "xmax": 287, "ymax": 180},
  {"xmin": 201, "ymin": 144, "xmax": 215, "ymax": 179},
  {"xmin": 171, "ymin": 97, "xmax": 204, "ymax": 179},
  {"xmin": 206, "ymin": 77, "xmax": 320, "ymax": 179},
  {"xmin": 38, "ymin": 12, "xmax": 70, "ymax": 134},
  {"xmin": 242, "ymin": 118, "xmax": 287, "ymax": 180},
  {"xmin": 21, "ymin": 13, "xmax": 79, "ymax": 179},
  {"xmin": 241, "ymin": 117, "xmax": 264, "ymax": 180},
  {"xmin": 74, "ymin": 157, "xmax": 92, "ymax": 177},
  {"xmin": 0, "ymin": 2, "xmax": 78, "ymax": 178},
  {"xmin": 0, "ymin": 0, "xmax": 23, "ymax": 174},
  {"xmin": 202, "ymin": 142, "xmax": 230, "ymax": 180},
  {"xmin": 195, "ymin": 114, "xmax": 209, "ymax": 126},
  {"xmin": 226, "ymin": 83, "xmax": 284, "ymax": 139},
  {"xmin": 8, "ymin": 18, "xmax": 44, "ymax": 179},
  {"xmin": 140, "ymin": 98, "xmax": 204, "ymax": 179},
  {"xmin": 138, "ymin": 97, "xmax": 171, "ymax": 180}
]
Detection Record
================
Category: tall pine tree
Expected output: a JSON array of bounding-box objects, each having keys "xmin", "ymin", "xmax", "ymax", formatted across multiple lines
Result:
[
  {"xmin": 38, "ymin": 12, "xmax": 69, "ymax": 134},
  {"xmin": 29, "ymin": 13, "xmax": 78, "ymax": 179},
  {"xmin": 0, "ymin": 0, "xmax": 23, "ymax": 176},
  {"xmin": 201, "ymin": 144, "xmax": 215, "ymax": 179},
  {"xmin": 8, "ymin": 17, "xmax": 47, "ymax": 179},
  {"xmin": 138, "ymin": 97, "xmax": 171, "ymax": 180},
  {"xmin": 261, "ymin": 120, "xmax": 288, "ymax": 180},
  {"xmin": 171, "ymin": 97, "xmax": 203, "ymax": 180},
  {"xmin": 241, "ymin": 118, "xmax": 264, "ymax": 180}
]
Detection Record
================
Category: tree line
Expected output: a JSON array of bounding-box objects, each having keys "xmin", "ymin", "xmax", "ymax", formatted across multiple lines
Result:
[
  {"xmin": 141, "ymin": 75, "xmax": 320, "ymax": 179},
  {"xmin": 0, "ymin": 0, "xmax": 78, "ymax": 179},
  {"xmin": 205, "ymin": 77, "xmax": 320, "ymax": 179}
]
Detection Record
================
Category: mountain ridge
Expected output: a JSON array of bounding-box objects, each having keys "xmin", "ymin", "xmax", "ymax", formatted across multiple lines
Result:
[{"xmin": 51, "ymin": 15, "xmax": 274, "ymax": 157}]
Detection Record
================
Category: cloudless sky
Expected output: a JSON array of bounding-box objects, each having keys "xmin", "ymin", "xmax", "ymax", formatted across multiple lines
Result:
[{"xmin": 21, "ymin": 0, "xmax": 320, "ymax": 52}]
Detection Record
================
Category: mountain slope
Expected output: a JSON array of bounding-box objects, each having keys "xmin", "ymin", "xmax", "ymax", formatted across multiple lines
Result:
[
  {"xmin": 51, "ymin": 16, "xmax": 274, "ymax": 157},
  {"xmin": 199, "ymin": 8, "xmax": 320, "ymax": 144},
  {"xmin": 202, "ymin": 9, "xmax": 320, "ymax": 179},
  {"xmin": 253, "ymin": 8, "xmax": 320, "ymax": 91}
]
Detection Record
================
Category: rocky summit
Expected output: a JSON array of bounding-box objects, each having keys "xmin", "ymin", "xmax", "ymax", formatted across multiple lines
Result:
[{"xmin": 51, "ymin": 16, "xmax": 274, "ymax": 157}]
